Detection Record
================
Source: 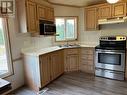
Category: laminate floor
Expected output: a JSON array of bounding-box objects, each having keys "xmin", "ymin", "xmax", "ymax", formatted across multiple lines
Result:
[{"xmin": 9, "ymin": 72, "xmax": 127, "ymax": 95}]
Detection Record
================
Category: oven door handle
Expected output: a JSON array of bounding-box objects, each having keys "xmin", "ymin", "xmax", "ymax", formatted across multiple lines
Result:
[
  {"xmin": 96, "ymin": 50, "xmax": 125, "ymax": 54},
  {"xmin": 99, "ymin": 51, "xmax": 122, "ymax": 54}
]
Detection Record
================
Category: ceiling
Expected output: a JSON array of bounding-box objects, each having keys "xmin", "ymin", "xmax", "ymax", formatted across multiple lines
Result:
[{"xmin": 48, "ymin": 0, "xmax": 106, "ymax": 7}]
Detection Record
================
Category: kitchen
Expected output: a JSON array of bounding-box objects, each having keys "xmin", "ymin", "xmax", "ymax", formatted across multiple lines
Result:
[{"xmin": 1, "ymin": 0, "xmax": 127, "ymax": 95}]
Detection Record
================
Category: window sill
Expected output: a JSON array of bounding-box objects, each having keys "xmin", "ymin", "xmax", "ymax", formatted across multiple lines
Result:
[
  {"xmin": 0, "ymin": 72, "xmax": 14, "ymax": 79},
  {"xmin": 0, "ymin": 78, "xmax": 12, "ymax": 94}
]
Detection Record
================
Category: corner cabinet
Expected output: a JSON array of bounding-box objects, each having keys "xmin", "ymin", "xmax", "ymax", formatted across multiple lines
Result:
[
  {"xmin": 85, "ymin": 7, "xmax": 98, "ymax": 31},
  {"xmin": 26, "ymin": 1, "xmax": 37, "ymax": 33},
  {"xmin": 23, "ymin": 50, "xmax": 64, "ymax": 93}
]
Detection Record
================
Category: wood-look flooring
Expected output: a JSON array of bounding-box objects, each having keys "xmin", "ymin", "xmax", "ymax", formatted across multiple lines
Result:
[{"xmin": 9, "ymin": 72, "xmax": 127, "ymax": 95}]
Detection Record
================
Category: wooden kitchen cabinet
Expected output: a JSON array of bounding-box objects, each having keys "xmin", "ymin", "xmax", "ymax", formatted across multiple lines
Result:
[
  {"xmin": 80, "ymin": 47, "xmax": 94, "ymax": 74},
  {"xmin": 64, "ymin": 48, "xmax": 80, "ymax": 72},
  {"xmin": 37, "ymin": 5, "xmax": 46, "ymax": 20},
  {"xmin": 46, "ymin": 7, "xmax": 54, "ymax": 21},
  {"xmin": 26, "ymin": 1, "xmax": 37, "ymax": 33},
  {"xmin": 39, "ymin": 54, "xmax": 50, "ymax": 87},
  {"xmin": 97, "ymin": 2, "xmax": 127, "ymax": 19},
  {"xmin": 112, "ymin": 2, "xmax": 127, "ymax": 18},
  {"xmin": 17, "ymin": 0, "xmax": 54, "ymax": 34},
  {"xmin": 85, "ymin": 2, "xmax": 127, "ymax": 31},
  {"xmin": 98, "ymin": 4, "xmax": 112, "ymax": 19},
  {"xmin": 85, "ymin": 7, "xmax": 98, "ymax": 31},
  {"xmin": 23, "ymin": 50, "xmax": 64, "ymax": 92},
  {"xmin": 66, "ymin": 55, "xmax": 79, "ymax": 71},
  {"xmin": 50, "ymin": 51, "xmax": 64, "ymax": 80}
]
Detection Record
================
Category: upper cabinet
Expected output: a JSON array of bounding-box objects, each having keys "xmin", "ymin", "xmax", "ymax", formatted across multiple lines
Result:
[
  {"xmin": 26, "ymin": 1, "xmax": 37, "ymax": 33},
  {"xmin": 98, "ymin": 4, "xmax": 112, "ymax": 19},
  {"xmin": 17, "ymin": 0, "xmax": 54, "ymax": 34},
  {"xmin": 85, "ymin": 2, "xmax": 127, "ymax": 31},
  {"xmin": 46, "ymin": 8, "xmax": 54, "ymax": 21},
  {"xmin": 112, "ymin": 2, "xmax": 127, "ymax": 18},
  {"xmin": 37, "ymin": 5, "xmax": 46, "ymax": 20},
  {"xmin": 85, "ymin": 7, "xmax": 98, "ymax": 31}
]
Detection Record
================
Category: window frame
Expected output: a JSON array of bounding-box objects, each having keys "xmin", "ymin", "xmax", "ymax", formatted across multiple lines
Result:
[
  {"xmin": 55, "ymin": 16, "xmax": 78, "ymax": 42},
  {"xmin": 0, "ymin": 18, "xmax": 13, "ymax": 78}
]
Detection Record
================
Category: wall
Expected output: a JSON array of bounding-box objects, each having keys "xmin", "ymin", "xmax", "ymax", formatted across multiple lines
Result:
[{"xmin": 4, "ymin": 18, "xmax": 32, "ymax": 94}]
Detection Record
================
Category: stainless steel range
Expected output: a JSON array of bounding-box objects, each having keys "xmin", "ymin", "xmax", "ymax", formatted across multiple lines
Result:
[{"xmin": 95, "ymin": 36, "xmax": 126, "ymax": 80}]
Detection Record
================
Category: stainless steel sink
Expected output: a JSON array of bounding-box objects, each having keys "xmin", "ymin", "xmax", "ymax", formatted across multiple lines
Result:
[{"xmin": 58, "ymin": 44, "xmax": 81, "ymax": 48}]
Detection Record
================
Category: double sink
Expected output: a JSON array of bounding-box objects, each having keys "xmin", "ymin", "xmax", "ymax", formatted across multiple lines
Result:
[{"xmin": 58, "ymin": 44, "xmax": 81, "ymax": 48}]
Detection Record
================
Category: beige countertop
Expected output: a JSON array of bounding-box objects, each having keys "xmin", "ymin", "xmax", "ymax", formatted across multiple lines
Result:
[{"xmin": 22, "ymin": 44, "xmax": 96, "ymax": 56}]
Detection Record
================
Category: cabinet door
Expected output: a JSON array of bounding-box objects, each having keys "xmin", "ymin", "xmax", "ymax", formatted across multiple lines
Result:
[
  {"xmin": 50, "ymin": 52, "xmax": 59, "ymax": 80},
  {"xmin": 85, "ymin": 7, "xmax": 98, "ymax": 31},
  {"xmin": 112, "ymin": 2, "xmax": 126, "ymax": 17},
  {"xmin": 46, "ymin": 7, "xmax": 54, "ymax": 21},
  {"xmin": 57, "ymin": 51, "xmax": 64, "ymax": 75},
  {"xmin": 37, "ymin": 5, "xmax": 46, "ymax": 19},
  {"xmin": 39, "ymin": 54, "xmax": 50, "ymax": 88},
  {"xmin": 66, "ymin": 55, "xmax": 79, "ymax": 72},
  {"xmin": 50, "ymin": 51, "xmax": 64, "ymax": 80},
  {"xmin": 26, "ymin": 1, "xmax": 37, "ymax": 33},
  {"xmin": 98, "ymin": 4, "xmax": 112, "ymax": 19}
]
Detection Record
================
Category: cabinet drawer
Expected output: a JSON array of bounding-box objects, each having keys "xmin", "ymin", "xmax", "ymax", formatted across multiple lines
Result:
[
  {"xmin": 66, "ymin": 49, "xmax": 79, "ymax": 55},
  {"xmin": 81, "ymin": 59, "xmax": 94, "ymax": 65},
  {"xmin": 81, "ymin": 49, "xmax": 94, "ymax": 55},
  {"xmin": 82, "ymin": 54, "xmax": 93, "ymax": 60}
]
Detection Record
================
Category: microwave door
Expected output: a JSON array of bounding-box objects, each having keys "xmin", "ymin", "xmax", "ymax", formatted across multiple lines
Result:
[{"xmin": 44, "ymin": 24, "xmax": 56, "ymax": 35}]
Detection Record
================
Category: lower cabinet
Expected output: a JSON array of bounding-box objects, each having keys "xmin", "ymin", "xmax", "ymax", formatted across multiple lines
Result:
[
  {"xmin": 23, "ymin": 50, "xmax": 64, "ymax": 92},
  {"xmin": 50, "ymin": 51, "xmax": 64, "ymax": 81},
  {"xmin": 23, "ymin": 47, "xmax": 96, "ymax": 93},
  {"xmin": 80, "ymin": 47, "xmax": 94, "ymax": 74},
  {"xmin": 66, "ymin": 55, "xmax": 79, "ymax": 71},
  {"xmin": 39, "ymin": 50, "xmax": 64, "ymax": 88},
  {"xmin": 64, "ymin": 48, "xmax": 80, "ymax": 72},
  {"xmin": 39, "ymin": 54, "xmax": 50, "ymax": 87}
]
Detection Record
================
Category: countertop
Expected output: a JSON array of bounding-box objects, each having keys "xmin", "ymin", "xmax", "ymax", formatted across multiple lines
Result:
[{"xmin": 22, "ymin": 44, "xmax": 96, "ymax": 56}]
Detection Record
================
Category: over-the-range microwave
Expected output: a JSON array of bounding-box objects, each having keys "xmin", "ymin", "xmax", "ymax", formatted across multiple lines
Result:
[{"xmin": 39, "ymin": 20, "xmax": 56, "ymax": 35}]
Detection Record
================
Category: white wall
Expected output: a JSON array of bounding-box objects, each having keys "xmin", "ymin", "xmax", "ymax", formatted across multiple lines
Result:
[{"xmin": 4, "ymin": 18, "xmax": 32, "ymax": 94}]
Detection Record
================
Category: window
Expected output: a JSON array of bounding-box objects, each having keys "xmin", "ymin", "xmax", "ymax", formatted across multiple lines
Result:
[
  {"xmin": 0, "ymin": 18, "xmax": 13, "ymax": 78},
  {"xmin": 55, "ymin": 17, "xmax": 78, "ymax": 41}
]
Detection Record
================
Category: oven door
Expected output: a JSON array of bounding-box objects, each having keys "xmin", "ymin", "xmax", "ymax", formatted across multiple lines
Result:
[{"xmin": 95, "ymin": 49, "xmax": 125, "ymax": 72}]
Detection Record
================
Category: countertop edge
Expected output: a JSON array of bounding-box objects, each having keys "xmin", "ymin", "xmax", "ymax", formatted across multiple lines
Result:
[{"xmin": 22, "ymin": 45, "xmax": 96, "ymax": 57}]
